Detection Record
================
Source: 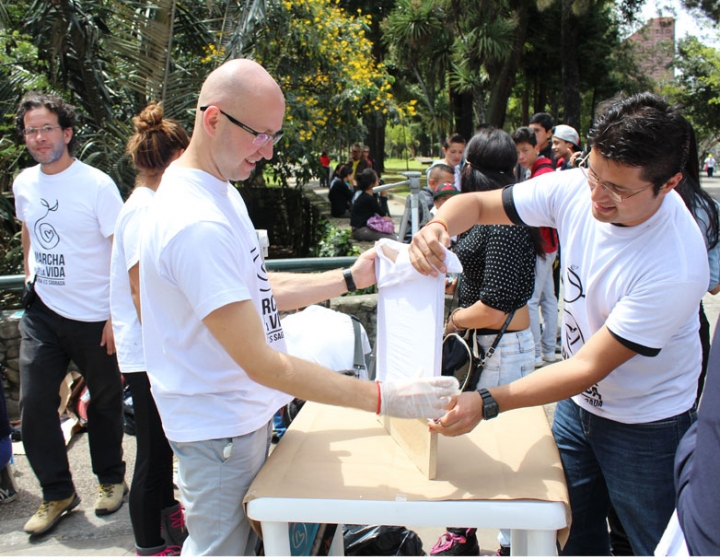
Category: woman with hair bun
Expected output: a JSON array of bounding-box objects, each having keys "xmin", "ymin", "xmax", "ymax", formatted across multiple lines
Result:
[{"xmin": 110, "ymin": 103, "xmax": 189, "ymax": 556}]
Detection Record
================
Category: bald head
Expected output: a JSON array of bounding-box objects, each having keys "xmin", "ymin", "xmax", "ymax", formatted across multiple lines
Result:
[
  {"xmin": 181, "ymin": 59, "xmax": 286, "ymax": 182},
  {"xmin": 198, "ymin": 59, "xmax": 284, "ymax": 122}
]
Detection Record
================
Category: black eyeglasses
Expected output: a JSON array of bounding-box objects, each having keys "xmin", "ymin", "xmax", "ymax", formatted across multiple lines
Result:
[{"xmin": 199, "ymin": 106, "xmax": 283, "ymax": 147}]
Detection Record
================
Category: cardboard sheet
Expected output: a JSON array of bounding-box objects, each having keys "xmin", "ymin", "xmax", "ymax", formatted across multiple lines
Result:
[{"xmin": 244, "ymin": 402, "xmax": 570, "ymax": 544}]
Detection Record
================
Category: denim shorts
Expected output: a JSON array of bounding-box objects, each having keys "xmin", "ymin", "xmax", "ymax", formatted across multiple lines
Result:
[{"xmin": 471, "ymin": 327, "xmax": 535, "ymax": 390}]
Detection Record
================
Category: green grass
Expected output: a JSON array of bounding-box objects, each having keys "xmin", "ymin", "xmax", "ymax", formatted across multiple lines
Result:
[{"xmin": 382, "ymin": 157, "xmax": 431, "ymax": 195}]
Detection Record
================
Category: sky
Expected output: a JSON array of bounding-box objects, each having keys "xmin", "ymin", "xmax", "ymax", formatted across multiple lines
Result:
[{"xmin": 637, "ymin": 0, "xmax": 720, "ymax": 46}]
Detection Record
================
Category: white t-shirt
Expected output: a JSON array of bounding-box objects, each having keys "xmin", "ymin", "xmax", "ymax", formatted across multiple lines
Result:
[
  {"xmin": 139, "ymin": 164, "xmax": 292, "ymax": 443},
  {"xmin": 509, "ymin": 168, "xmax": 708, "ymax": 423},
  {"xmin": 110, "ymin": 187, "xmax": 154, "ymax": 373},
  {"xmin": 13, "ymin": 159, "xmax": 122, "ymax": 321},
  {"xmin": 282, "ymin": 305, "xmax": 371, "ymax": 378}
]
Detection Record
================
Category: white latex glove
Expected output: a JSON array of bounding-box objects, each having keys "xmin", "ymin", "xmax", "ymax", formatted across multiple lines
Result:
[{"xmin": 379, "ymin": 376, "xmax": 460, "ymax": 419}]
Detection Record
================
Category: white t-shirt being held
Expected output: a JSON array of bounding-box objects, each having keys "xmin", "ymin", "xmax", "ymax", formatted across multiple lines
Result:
[
  {"xmin": 13, "ymin": 159, "xmax": 122, "ymax": 321},
  {"xmin": 110, "ymin": 187, "xmax": 154, "ymax": 373},
  {"xmin": 140, "ymin": 164, "xmax": 292, "ymax": 443},
  {"xmin": 509, "ymin": 168, "xmax": 708, "ymax": 423}
]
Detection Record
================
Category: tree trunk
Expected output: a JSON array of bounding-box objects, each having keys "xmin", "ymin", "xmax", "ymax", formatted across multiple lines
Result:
[
  {"xmin": 561, "ymin": 0, "xmax": 581, "ymax": 130},
  {"xmin": 485, "ymin": 0, "xmax": 531, "ymax": 128}
]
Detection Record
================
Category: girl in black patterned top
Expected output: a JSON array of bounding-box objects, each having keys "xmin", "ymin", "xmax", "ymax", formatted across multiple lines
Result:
[{"xmin": 430, "ymin": 128, "xmax": 544, "ymax": 557}]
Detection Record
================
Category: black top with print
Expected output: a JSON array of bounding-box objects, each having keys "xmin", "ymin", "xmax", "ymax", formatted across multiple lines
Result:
[{"xmin": 454, "ymin": 224, "xmax": 536, "ymax": 314}]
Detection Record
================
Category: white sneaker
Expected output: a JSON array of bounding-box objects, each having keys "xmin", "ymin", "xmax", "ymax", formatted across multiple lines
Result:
[
  {"xmin": 535, "ymin": 356, "xmax": 544, "ymax": 368},
  {"xmin": 543, "ymin": 353, "xmax": 559, "ymax": 363}
]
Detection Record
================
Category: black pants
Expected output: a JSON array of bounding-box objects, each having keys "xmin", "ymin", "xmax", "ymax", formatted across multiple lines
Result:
[
  {"xmin": 125, "ymin": 372, "xmax": 177, "ymax": 548},
  {"xmin": 19, "ymin": 296, "xmax": 125, "ymax": 501}
]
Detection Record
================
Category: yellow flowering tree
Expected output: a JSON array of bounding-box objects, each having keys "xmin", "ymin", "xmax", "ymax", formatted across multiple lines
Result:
[{"xmin": 253, "ymin": 0, "xmax": 396, "ymax": 186}]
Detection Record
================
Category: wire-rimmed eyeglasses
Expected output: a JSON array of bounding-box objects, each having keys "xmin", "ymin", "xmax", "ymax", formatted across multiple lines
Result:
[
  {"xmin": 578, "ymin": 153, "xmax": 655, "ymax": 203},
  {"xmin": 199, "ymin": 106, "xmax": 283, "ymax": 147}
]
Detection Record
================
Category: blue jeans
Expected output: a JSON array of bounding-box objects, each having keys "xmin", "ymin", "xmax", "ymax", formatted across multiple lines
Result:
[
  {"xmin": 552, "ymin": 398, "xmax": 696, "ymax": 555},
  {"xmin": 528, "ymin": 251, "xmax": 558, "ymax": 360}
]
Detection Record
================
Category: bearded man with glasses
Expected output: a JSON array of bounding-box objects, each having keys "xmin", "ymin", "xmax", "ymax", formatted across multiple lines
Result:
[
  {"xmin": 410, "ymin": 93, "xmax": 707, "ymax": 556},
  {"xmin": 12, "ymin": 93, "xmax": 127, "ymax": 537}
]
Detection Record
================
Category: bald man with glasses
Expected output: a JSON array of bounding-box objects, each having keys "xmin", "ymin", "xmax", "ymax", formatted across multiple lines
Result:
[
  {"xmin": 410, "ymin": 93, "xmax": 707, "ymax": 556},
  {"xmin": 139, "ymin": 59, "xmax": 458, "ymax": 556}
]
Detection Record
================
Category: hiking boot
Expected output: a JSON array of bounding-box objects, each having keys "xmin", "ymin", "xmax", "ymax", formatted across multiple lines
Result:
[
  {"xmin": 94, "ymin": 482, "xmax": 128, "ymax": 516},
  {"xmin": 136, "ymin": 543, "xmax": 183, "ymax": 556},
  {"xmin": 160, "ymin": 502, "xmax": 188, "ymax": 547},
  {"xmin": 430, "ymin": 528, "xmax": 479, "ymax": 556},
  {"xmin": 0, "ymin": 463, "xmax": 18, "ymax": 504},
  {"xmin": 23, "ymin": 493, "xmax": 81, "ymax": 536}
]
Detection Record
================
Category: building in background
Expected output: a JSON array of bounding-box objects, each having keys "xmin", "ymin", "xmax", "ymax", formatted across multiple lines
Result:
[{"xmin": 627, "ymin": 17, "xmax": 676, "ymax": 83}]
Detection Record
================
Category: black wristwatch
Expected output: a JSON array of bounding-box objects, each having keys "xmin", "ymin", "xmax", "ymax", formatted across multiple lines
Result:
[
  {"xmin": 343, "ymin": 268, "xmax": 357, "ymax": 293},
  {"xmin": 477, "ymin": 388, "xmax": 499, "ymax": 420}
]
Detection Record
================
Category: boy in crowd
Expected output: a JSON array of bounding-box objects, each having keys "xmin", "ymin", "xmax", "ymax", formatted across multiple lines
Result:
[
  {"xmin": 552, "ymin": 124, "xmax": 581, "ymax": 170},
  {"xmin": 528, "ymin": 113, "xmax": 555, "ymax": 162},
  {"xmin": 427, "ymin": 133, "xmax": 465, "ymax": 190},
  {"xmin": 513, "ymin": 127, "xmax": 559, "ymax": 367}
]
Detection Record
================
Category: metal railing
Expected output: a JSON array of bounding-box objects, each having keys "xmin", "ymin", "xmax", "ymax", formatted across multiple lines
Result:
[{"xmin": 372, "ymin": 171, "xmax": 422, "ymax": 240}]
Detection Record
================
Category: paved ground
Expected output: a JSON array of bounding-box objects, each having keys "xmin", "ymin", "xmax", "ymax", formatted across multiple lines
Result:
[{"xmin": 1, "ymin": 174, "xmax": 718, "ymax": 556}]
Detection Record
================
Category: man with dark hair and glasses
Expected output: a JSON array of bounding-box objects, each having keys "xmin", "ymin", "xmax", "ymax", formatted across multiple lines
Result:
[
  {"xmin": 139, "ymin": 58, "xmax": 458, "ymax": 556},
  {"xmin": 13, "ymin": 92, "xmax": 127, "ymax": 536},
  {"xmin": 410, "ymin": 92, "xmax": 707, "ymax": 556}
]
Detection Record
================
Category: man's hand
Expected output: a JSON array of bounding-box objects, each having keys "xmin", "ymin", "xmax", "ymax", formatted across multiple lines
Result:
[
  {"xmin": 379, "ymin": 376, "xmax": 460, "ymax": 419},
  {"xmin": 428, "ymin": 391, "xmax": 484, "ymax": 436},
  {"xmin": 409, "ymin": 222, "xmax": 450, "ymax": 276},
  {"xmin": 349, "ymin": 247, "xmax": 378, "ymax": 290},
  {"xmin": 100, "ymin": 319, "xmax": 116, "ymax": 355}
]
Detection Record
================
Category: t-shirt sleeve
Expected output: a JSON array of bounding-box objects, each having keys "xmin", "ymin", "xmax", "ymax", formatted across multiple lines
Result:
[
  {"xmin": 96, "ymin": 179, "xmax": 124, "ymax": 238},
  {"xmin": 509, "ymin": 168, "xmax": 585, "ymax": 229},
  {"xmin": 121, "ymin": 205, "xmax": 146, "ymax": 272},
  {"xmin": 604, "ymin": 279, "xmax": 705, "ymax": 352},
  {"xmin": 159, "ymin": 221, "xmax": 252, "ymax": 320}
]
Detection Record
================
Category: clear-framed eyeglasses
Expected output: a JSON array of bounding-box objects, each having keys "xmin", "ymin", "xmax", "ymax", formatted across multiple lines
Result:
[
  {"xmin": 199, "ymin": 106, "xmax": 283, "ymax": 147},
  {"xmin": 578, "ymin": 153, "xmax": 655, "ymax": 203},
  {"xmin": 22, "ymin": 125, "xmax": 62, "ymax": 137}
]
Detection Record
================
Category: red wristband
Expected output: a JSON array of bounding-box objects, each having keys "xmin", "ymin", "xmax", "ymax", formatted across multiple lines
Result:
[
  {"xmin": 426, "ymin": 218, "xmax": 449, "ymax": 232},
  {"xmin": 375, "ymin": 381, "xmax": 382, "ymax": 415}
]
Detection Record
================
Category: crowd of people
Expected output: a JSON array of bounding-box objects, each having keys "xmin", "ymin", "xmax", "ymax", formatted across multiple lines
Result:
[{"xmin": 3, "ymin": 58, "xmax": 719, "ymax": 558}]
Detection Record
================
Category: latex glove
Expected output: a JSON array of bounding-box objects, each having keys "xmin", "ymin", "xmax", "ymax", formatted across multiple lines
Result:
[{"xmin": 379, "ymin": 376, "xmax": 460, "ymax": 419}]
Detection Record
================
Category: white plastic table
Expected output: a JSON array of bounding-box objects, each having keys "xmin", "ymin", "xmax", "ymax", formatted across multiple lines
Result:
[{"xmin": 244, "ymin": 403, "xmax": 570, "ymax": 556}]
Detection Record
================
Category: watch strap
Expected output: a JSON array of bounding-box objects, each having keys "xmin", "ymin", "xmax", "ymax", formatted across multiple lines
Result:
[{"xmin": 343, "ymin": 268, "xmax": 357, "ymax": 293}]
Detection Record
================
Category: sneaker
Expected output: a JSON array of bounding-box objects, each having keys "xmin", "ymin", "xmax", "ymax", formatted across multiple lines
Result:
[
  {"xmin": 0, "ymin": 463, "xmax": 18, "ymax": 504},
  {"xmin": 94, "ymin": 482, "xmax": 128, "ymax": 516},
  {"xmin": 495, "ymin": 545, "xmax": 511, "ymax": 556},
  {"xmin": 542, "ymin": 353, "xmax": 558, "ymax": 363},
  {"xmin": 534, "ymin": 356, "xmax": 544, "ymax": 368},
  {"xmin": 23, "ymin": 493, "xmax": 81, "ymax": 536},
  {"xmin": 160, "ymin": 502, "xmax": 188, "ymax": 547},
  {"xmin": 136, "ymin": 543, "xmax": 183, "ymax": 556},
  {"xmin": 430, "ymin": 528, "xmax": 479, "ymax": 556}
]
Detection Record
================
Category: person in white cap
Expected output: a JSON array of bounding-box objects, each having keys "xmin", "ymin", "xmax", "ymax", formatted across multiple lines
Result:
[{"xmin": 552, "ymin": 124, "xmax": 581, "ymax": 170}]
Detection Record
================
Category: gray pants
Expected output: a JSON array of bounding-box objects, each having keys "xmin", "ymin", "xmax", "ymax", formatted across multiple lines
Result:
[{"xmin": 170, "ymin": 422, "xmax": 272, "ymax": 556}]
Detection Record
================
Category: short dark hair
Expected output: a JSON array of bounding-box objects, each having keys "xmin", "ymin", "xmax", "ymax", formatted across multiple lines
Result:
[
  {"xmin": 337, "ymin": 165, "xmax": 352, "ymax": 180},
  {"xmin": 529, "ymin": 113, "xmax": 554, "ymax": 132},
  {"xmin": 429, "ymin": 163, "xmax": 455, "ymax": 183},
  {"xmin": 356, "ymin": 168, "xmax": 378, "ymax": 191},
  {"xmin": 443, "ymin": 133, "xmax": 465, "ymax": 150},
  {"xmin": 512, "ymin": 127, "xmax": 537, "ymax": 147},
  {"xmin": 589, "ymin": 92, "xmax": 689, "ymax": 194},
  {"xmin": 463, "ymin": 127, "xmax": 517, "ymax": 193},
  {"xmin": 16, "ymin": 92, "xmax": 78, "ymax": 155}
]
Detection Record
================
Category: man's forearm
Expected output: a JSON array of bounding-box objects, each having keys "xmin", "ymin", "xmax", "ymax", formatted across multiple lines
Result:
[{"xmin": 270, "ymin": 269, "xmax": 347, "ymax": 311}]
